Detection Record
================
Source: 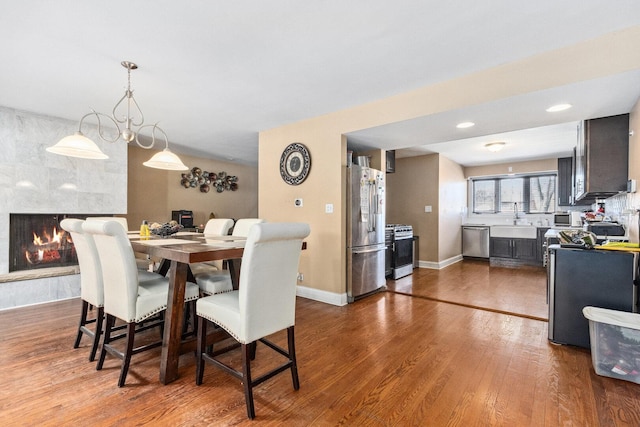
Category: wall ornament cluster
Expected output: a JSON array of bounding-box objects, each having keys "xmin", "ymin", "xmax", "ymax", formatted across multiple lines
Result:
[{"xmin": 180, "ymin": 167, "xmax": 238, "ymax": 193}]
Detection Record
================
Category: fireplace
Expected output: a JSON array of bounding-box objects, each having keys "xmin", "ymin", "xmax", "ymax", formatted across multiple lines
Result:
[{"xmin": 8, "ymin": 213, "xmax": 115, "ymax": 273}]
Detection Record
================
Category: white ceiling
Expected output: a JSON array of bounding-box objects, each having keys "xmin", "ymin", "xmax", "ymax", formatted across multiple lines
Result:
[{"xmin": 2, "ymin": 1, "xmax": 640, "ymax": 166}]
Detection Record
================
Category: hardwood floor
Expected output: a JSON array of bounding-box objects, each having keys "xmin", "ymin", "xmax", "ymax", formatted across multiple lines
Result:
[
  {"xmin": 387, "ymin": 259, "xmax": 549, "ymax": 321},
  {"xmin": 1, "ymin": 261, "xmax": 639, "ymax": 426}
]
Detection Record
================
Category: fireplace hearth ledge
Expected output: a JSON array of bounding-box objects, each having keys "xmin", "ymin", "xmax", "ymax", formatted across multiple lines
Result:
[{"xmin": 0, "ymin": 266, "xmax": 80, "ymax": 283}]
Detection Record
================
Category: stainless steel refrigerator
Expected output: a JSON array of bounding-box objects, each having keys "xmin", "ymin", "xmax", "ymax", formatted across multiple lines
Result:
[{"xmin": 347, "ymin": 165, "xmax": 386, "ymax": 302}]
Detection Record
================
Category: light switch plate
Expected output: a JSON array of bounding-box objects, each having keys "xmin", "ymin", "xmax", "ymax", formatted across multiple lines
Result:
[
  {"xmin": 424, "ymin": 205, "xmax": 432, "ymax": 213},
  {"xmin": 325, "ymin": 203, "xmax": 333, "ymax": 213}
]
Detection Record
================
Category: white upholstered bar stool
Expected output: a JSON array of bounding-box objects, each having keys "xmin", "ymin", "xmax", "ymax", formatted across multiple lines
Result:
[
  {"xmin": 195, "ymin": 222, "xmax": 310, "ymax": 419},
  {"xmin": 230, "ymin": 218, "xmax": 265, "ymax": 237},
  {"xmin": 61, "ymin": 218, "xmax": 105, "ymax": 362},
  {"xmin": 86, "ymin": 216, "xmax": 153, "ymax": 271},
  {"xmin": 61, "ymin": 218, "xmax": 166, "ymax": 362},
  {"xmin": 190, "ymin": 218, "xmax": 235, "ymax": 275},
  {"xmin": 83, "ymin": 219, "xmax": 200, "ymax": 387},
  {"xmin": 203, "ymin": 218, "xmax": 234, "ymax": 237},
  {"xmin": 193, "ymin": 218, "xmax": 265, "ymax": 296}
]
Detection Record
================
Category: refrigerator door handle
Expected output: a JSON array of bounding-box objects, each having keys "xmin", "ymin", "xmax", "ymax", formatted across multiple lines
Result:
[{"xmin": 353, "ymin": 245, "xmax": 385, "ymax": 255}]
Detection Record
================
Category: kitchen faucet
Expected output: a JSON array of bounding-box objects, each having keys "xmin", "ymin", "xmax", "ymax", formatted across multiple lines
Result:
[{"xmin": 513, "ymin": 202, "xmax": 519, "ymax": 225}]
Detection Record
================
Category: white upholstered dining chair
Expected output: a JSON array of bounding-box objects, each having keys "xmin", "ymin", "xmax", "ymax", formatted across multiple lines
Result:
[
  {"xmin": 195, "ymin": 222, "xmax": 310, "ymax": 419},
  {"xmin": 86, "ymin": 216, "xmax": 152, "ymax": 271},
  {"xmin": 190, "ymin": 218, "xmax": 235, "ymax": 276},
  {"xmin": 203, "ymin": 218, "xmax": 234, "ymax": 237},
  {"xmin": 61, "ymin": 218, "xmax": 165, "ymax": 362},
  {"xmin": 82, "ymin": 219, "xmax": 200, "ymax": 387},
  {"xmin": 61, "ymin": 218, "xmax": 105, "ymax": 362},
  {"xmin": 193, "ymin": 218, "xmax": 266, "ymax": 296},
  {"xmin": 230, "ymin": 218, "xmax": 265, "ymax": 237}
]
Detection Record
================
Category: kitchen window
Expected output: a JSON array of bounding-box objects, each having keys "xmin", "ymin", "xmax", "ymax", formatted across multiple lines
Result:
[{"xmin": 471, "ymin": 173, "xmax": 556, "ymax": 214}]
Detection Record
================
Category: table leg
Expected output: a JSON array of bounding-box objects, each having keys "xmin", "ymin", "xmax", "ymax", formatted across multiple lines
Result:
[
  {"xmin": 228, "ymin": 258, "xmax": 242, "ymax": 290},
  {"xmin": 159, "ymin": 260, "xmax": 188, "ymax": 384},
  {"xmin": 158, "ymin": 258, "xmax": 196, "ymax": 283}
]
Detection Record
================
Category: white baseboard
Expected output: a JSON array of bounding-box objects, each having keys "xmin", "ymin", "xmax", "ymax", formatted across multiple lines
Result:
[
  {"xmin": 295, "ymin": 255, "xmax": 464, "ymax": 305},
  {"xmin": 296, "ymin": 285, "xmax": 347, "ymax": 306},
  {"xmin": 417, "ymin": 255, "xmax": 463, "ymax": 270}
]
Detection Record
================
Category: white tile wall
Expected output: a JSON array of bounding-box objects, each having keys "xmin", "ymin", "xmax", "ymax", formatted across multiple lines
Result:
[{"xmin": 0, "ymin": 106, "xmax": 127, "ymax": 309}]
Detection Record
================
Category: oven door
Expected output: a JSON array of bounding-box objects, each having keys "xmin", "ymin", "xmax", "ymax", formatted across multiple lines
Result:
[{"xmin": 392, "ymin": 236, "xmax": 413, "ymax": 268}]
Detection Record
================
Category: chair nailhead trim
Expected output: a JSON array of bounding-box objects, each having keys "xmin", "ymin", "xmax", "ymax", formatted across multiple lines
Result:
[{"xmin": 199, "ymin": 313, "xmax": 242, "ymax": 343}]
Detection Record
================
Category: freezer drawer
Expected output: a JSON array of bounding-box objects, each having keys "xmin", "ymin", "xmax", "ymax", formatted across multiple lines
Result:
[
  {"xmin": 462, "ymin": 226, "xmax": 490, "ymax": 259},
  {"xmin": 347, "ymin": 244, "xmax": 386, "ymax": 302}
]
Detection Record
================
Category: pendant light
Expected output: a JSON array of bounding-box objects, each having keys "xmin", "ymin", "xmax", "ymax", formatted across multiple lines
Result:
[{"xmin": 47, "ymin": 61, "xmax": 188, "ymax": 171}]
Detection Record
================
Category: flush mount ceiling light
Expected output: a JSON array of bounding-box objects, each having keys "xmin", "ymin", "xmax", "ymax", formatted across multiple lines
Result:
[
  {"xmin": 456, "ymin": 121, "xmax": 475, "ymax": 129},
  {"xmin": 485, "ymin": 142, "xmax": 506, "ymax": 152},
  {"xmin": 47, "ymin": 61, "xmax": 188, "ymax": 171},
  {"xmin": 546, "ymin": 103, "xmax": 572, "ymax": 112}
]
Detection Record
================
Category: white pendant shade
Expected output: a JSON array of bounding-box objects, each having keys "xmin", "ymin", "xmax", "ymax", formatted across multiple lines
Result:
[
  {"xmin": 46, "ymin": 132, "xmax": 109, "ymax": 159},
  {"xmin": 143, "ymin": 148, "xmax": 189, "ymax": 171}
]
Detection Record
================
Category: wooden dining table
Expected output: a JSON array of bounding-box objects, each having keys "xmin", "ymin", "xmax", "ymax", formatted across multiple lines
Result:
[{"xmin": 129, "ymin": 232, "xmax": 246, "ymax": 384}]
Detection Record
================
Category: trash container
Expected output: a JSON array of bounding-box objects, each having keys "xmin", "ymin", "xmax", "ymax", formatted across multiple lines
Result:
[{"xmin": 583, "ymin": 306, "xmax": 640, "ymax": 384}]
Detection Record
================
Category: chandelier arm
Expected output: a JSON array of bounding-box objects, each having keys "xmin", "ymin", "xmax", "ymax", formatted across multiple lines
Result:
[
  {"xmin": 111, "ymin": 92, "xmax": 130, "ymax": 125},
  {"xmin": 134, "ymin": 123, "xmax": 168, "ymax": 150},
  {"xmin": 78, "ymin": 111, "xmax": 121, "ymax": 143},
  {"xmin": 111, "ymin": 92, "xmax": 144, "ymax": 128},
  {"xmin": 127, "ymin": 93, "xmax": 145, "ymax": 127}
]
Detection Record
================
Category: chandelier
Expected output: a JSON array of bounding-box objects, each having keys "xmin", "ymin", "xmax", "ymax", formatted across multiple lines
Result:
[{"xmin": 46, "ymin": 61, "xmax": 188, "ymax": 171}]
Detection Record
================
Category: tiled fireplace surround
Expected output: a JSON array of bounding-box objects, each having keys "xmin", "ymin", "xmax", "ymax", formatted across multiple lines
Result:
[{"xmin": 0, "ymin": 106, "xmax": 127, "ymax": 310}]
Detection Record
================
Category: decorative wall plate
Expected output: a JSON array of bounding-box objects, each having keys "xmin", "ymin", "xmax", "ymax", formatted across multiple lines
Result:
[{"xmin": 280, "ymin": 143, "xmax": 311, "ymax": 185}]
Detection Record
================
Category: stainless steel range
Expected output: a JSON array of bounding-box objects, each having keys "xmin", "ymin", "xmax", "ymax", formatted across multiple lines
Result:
[{"xmin": 386, "ymin": 224, "xmax": 414, "ymax": 279}]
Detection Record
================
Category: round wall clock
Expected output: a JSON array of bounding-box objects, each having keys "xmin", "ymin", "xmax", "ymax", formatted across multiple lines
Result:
[{"xmin": 280, "ymin": 143, "xmax": 311, "ymax": 185}]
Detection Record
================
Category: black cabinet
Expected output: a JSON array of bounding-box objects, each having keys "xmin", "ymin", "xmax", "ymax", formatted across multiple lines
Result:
[
  {"xmin": 491, "ymin": 238, "xmax": 512, "ymax": 258},
  {"xmin": 490, "ymin": 238, "xmax": 537, "ymax": 261},
  {"xmin": 385, "ymin": 150, "xmax": 395, "ymax": 173},
  {"xmin": 557, "ymin": 157, "xmax": 572, "ymax": 206},
  {"xmin": 574, "ymin": 114, "xmax": 629, "ymax": 202}
]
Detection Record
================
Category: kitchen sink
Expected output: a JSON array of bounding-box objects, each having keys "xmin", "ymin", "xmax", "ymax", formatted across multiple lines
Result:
[{"xmin": 490, "ymin": 225, "xmax": 537, "ymax": 239}]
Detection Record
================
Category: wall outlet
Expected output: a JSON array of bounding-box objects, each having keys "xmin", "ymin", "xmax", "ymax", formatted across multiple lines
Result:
[
  {"xmin": 294, "ymin": 198, "xmax": 303, "ymax": 207},
  {"xmin": 325, "ymin": 203, "xmax": 333, "ymax": 213},
  {"xmin": 424, "ymin": 205, "xmax": 432, "ymax": 213},
  {"xmin": 297, "ymin": 273, "xmax": 304, "ymax": 281}
]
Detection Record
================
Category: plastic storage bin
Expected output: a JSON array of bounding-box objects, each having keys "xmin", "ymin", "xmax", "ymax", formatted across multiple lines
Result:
[{"xmin": 583, "ymin": 306, "xmax": 640, "ymax": 384}]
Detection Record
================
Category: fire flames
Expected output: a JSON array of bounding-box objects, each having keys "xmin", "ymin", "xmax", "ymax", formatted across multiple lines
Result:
[{"xmin": 24, "ymin": 226, "xmax": 71, "ymax": 265}]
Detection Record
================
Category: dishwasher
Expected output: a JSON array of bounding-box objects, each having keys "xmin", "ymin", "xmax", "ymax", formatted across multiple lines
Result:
[{"xmin": 462, "ymin": 225, "xmax": 490, "ymax": 259}]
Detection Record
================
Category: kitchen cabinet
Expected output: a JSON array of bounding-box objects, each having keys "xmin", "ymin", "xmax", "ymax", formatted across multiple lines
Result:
[
  {"xmin": 385, "ymin": 150, "xmax": 395, "ymax": 173},
  {"xmin": 490, "ymin": 237, "xmax": 537, "ymax": 261},
  {"xmin": 557, "ymin": 157, "xmax": 572, "ymax": 206},
  {"xmin": 574, "ymin": 114, "xmax": 629, "ymax": 202}
]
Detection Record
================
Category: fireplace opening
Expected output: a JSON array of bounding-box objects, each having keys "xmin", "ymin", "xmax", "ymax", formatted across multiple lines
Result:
[{"xmin": 9, "ymin": 214, "xmax": 115, "ymax": 273}]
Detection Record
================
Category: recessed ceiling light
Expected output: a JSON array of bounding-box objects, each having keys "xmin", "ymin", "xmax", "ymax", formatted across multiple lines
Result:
[
  {"xmin": 456, "ymin": 122, "xmax": 475, "ymax": 129},
  {"xmin": 546, "ymin": 103, "xmax": 572, "ymax": 112},
  {"xmin": 485, "ymin": 142, "xmax": 506, "ymax": 152}
]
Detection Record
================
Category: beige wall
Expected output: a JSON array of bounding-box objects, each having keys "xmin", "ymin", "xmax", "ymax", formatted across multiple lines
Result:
[
  {"xmin": 387, "ymin": 155, "xmax": 439, "ymax": 262},
  {"xmin": 258, "ymin": 28, "xmax": 640, "ymax": 300},
  {"xmin": 438, "ymin": 156, "xmax": 466, "ymax": 261},
  {"xmin": 464, "ymin": 158, "xmax": 557, "ymax": 178},
  {"xmin": 258, "ymin": 126, "xmax": 345, "ymax": 295},
  {"xmin": 127, "ymin": 146, "xmax": 258, "ymax": 229}
]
